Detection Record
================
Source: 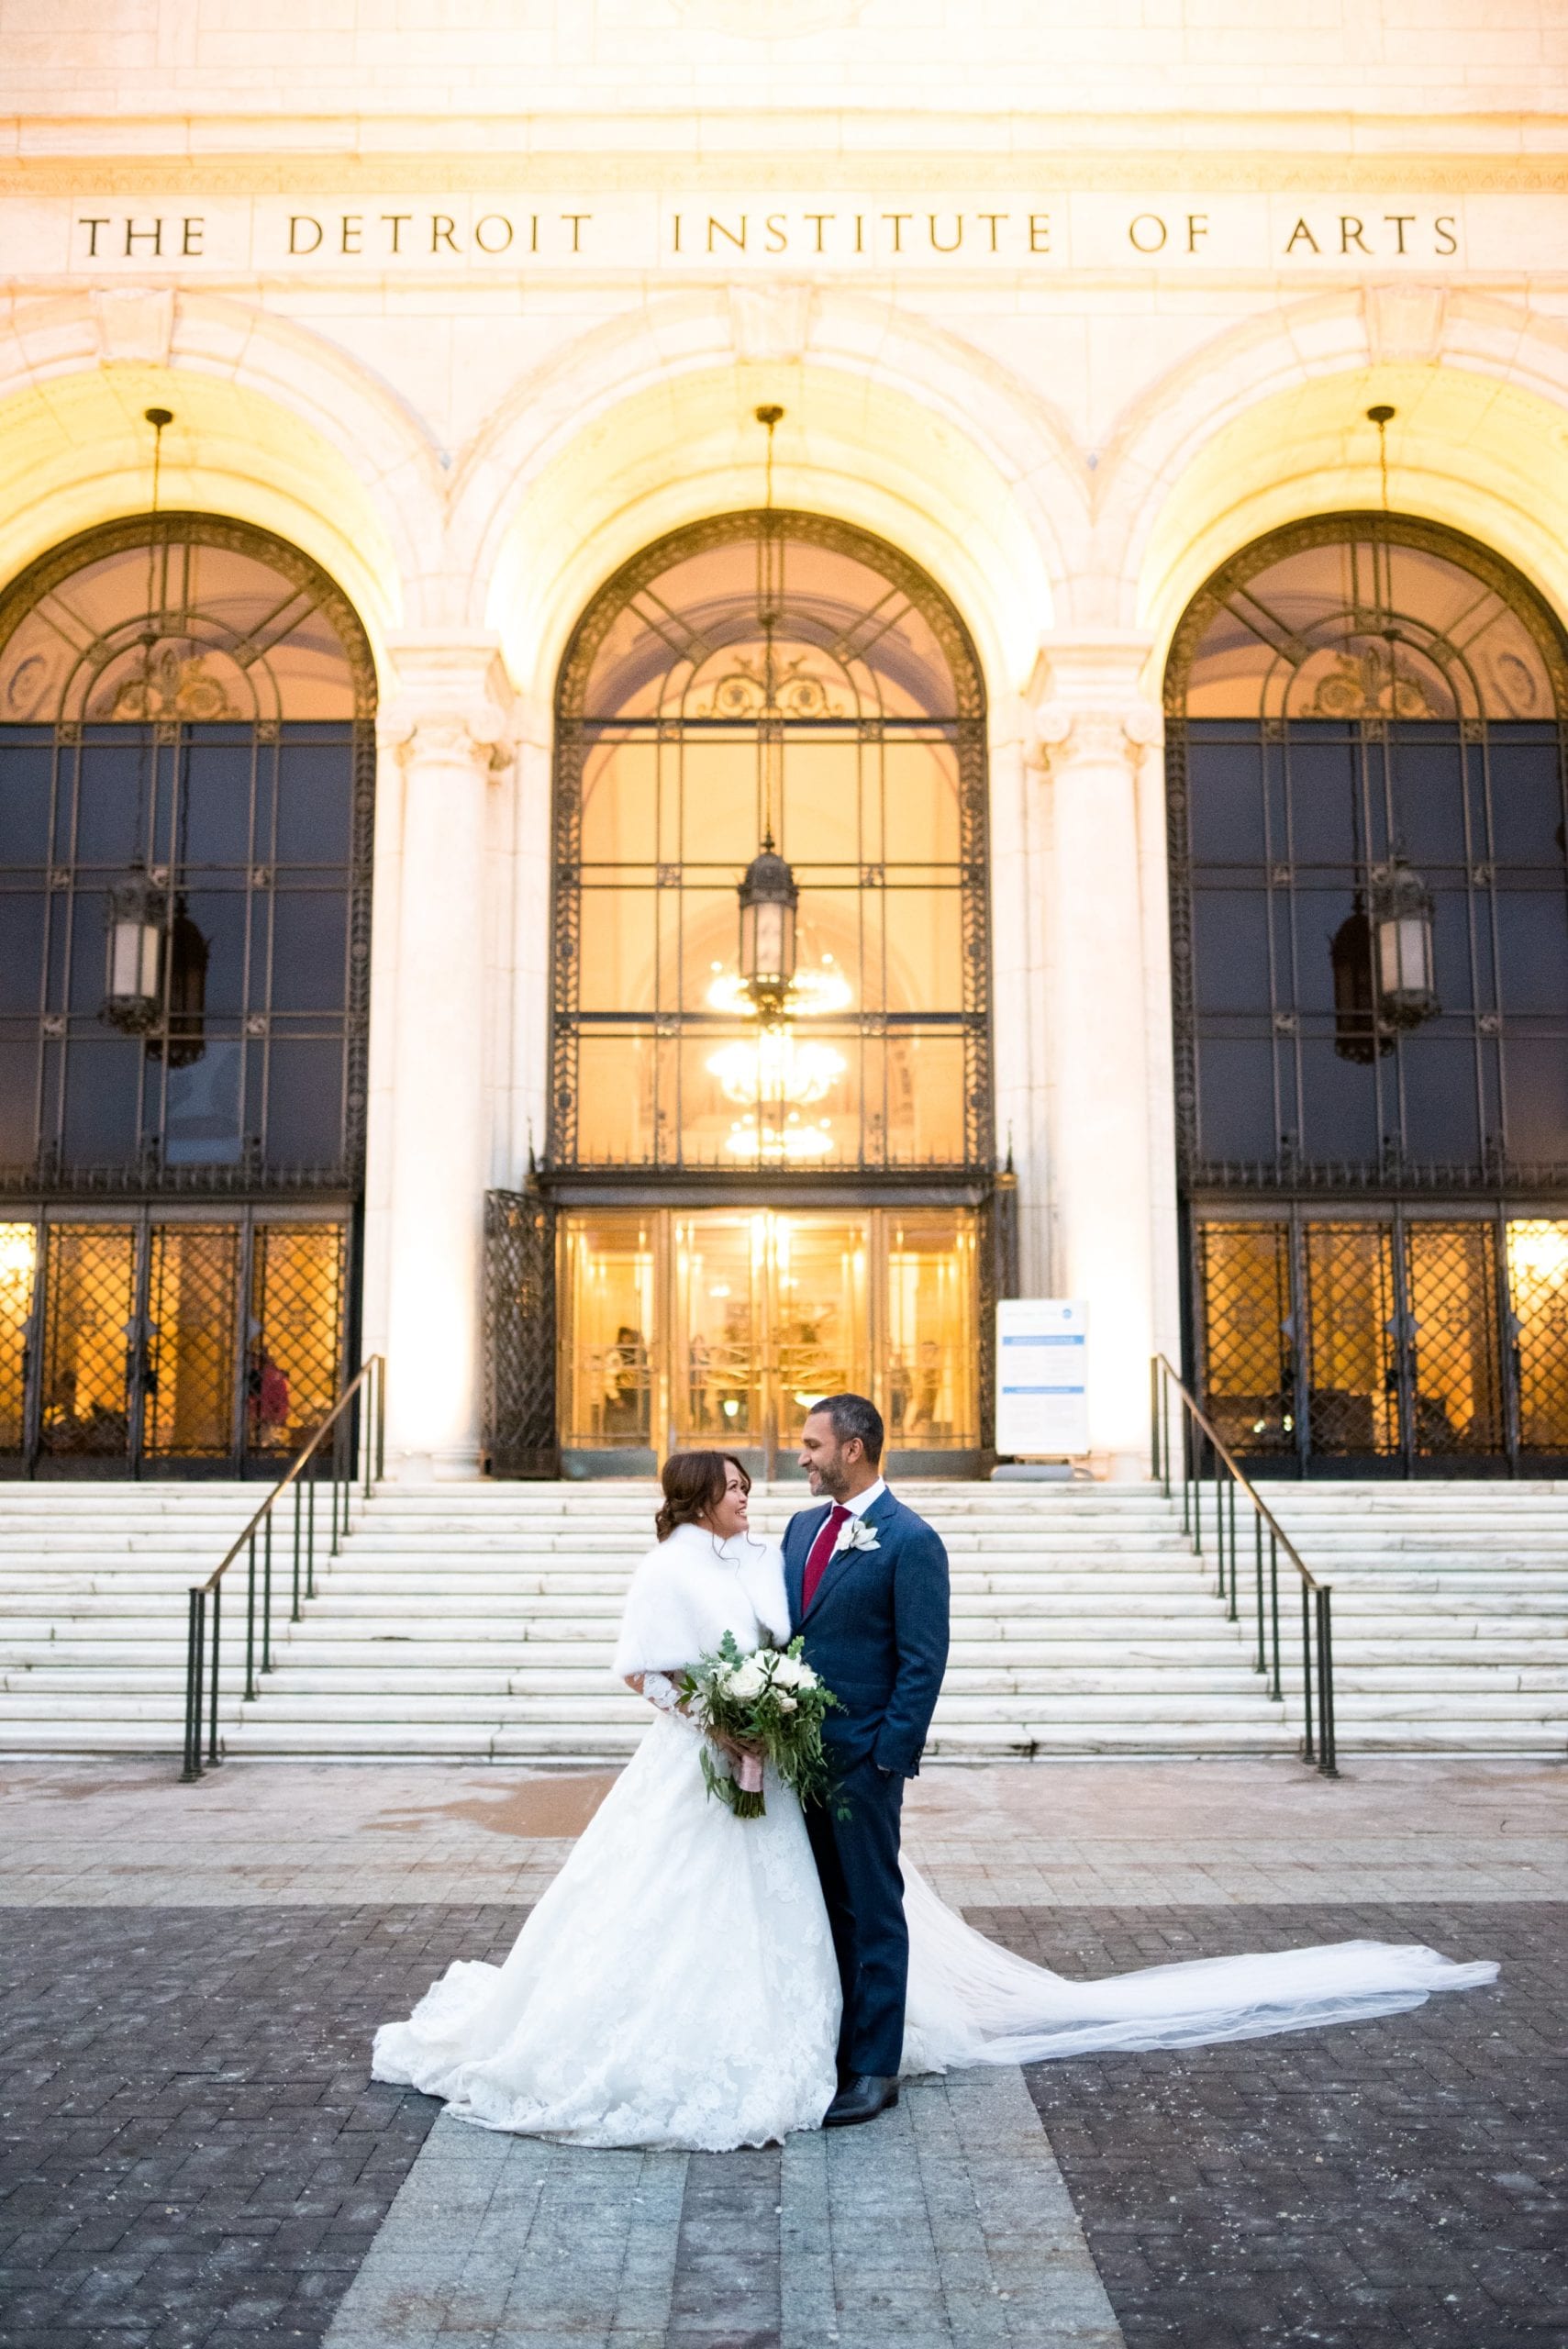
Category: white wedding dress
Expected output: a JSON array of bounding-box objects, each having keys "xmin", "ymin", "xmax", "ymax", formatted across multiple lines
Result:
[{"xmin": 373, "ymin": 1523, "xmax": 1497, "ymax": 2151}]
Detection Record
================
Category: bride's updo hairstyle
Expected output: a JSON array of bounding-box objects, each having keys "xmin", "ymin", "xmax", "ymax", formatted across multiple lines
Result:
[{"xmin": 655, "ymin": 1450, "xmax": 750, "ymax": 1542}]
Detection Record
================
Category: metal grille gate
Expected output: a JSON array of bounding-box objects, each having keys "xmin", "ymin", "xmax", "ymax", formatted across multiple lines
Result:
[
  {"xmin": 484, "ymin": 1189, "xmax": 559, "ymax": 1477},
  {"xmin": 0, "ymin": 1210, "xmax": 349, "ymax": 1476},
  {"xmin": 1197, "ymin": 1208, "xmax": 1562, "ymax": 1474}
]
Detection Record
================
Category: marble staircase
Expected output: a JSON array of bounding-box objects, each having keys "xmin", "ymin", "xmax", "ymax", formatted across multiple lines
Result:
[{"xmin": 0, "ymin": 1479, "xmax": 1562, "ymax": 1762}]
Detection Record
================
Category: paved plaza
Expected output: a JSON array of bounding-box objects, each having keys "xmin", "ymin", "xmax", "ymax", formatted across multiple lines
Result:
[{"xmin": 1, "ymin": 1756, "xmax": 1563, "ymax": 2348}]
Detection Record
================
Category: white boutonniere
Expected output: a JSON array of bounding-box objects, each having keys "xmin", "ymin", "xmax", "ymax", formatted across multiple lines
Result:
[{"xmin": 833, "ymin": 1516, "xmax": 880, "ymax": 1557}]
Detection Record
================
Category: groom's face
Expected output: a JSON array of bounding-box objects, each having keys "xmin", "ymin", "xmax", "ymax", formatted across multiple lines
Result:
[{"xmin": 799, "ymin": 1410, "xmax": 859, "ymax": 1498}]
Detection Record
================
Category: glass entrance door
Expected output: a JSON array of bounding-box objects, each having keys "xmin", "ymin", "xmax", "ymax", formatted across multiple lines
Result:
[
  {"xmin": 561, "ymin": 1206, "xmax": 974, "ymax": 1474},
  {"xmin": 669, "ymin": 1211, "xmax": 869, "ymax": 1469}
]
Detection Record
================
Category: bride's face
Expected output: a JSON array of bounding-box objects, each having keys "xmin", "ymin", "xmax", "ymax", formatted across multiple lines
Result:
[{"xmin": 704, "ymin": 1464, "xmax": 751, "ymax": 1541}]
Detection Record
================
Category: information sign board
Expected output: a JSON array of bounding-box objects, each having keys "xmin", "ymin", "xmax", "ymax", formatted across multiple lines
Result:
[{"xmin": 995, "ymin": 1298, "xmax": 1089, "ymax": 1455}]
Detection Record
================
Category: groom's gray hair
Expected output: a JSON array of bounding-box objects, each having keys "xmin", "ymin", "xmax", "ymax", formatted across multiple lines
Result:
[{"xmin": 810, "ymin": 1391, "xmax": 884, "ymax": 1466}]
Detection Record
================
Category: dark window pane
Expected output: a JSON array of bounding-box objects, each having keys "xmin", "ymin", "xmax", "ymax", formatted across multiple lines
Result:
[
  {"xmin": 264, "ymin": 1038, "xmax": 345, "ymax": 1166},
  {"xmin": 1195, "ymin": 1038, "xmax": 1276, "ymax": 1160},
  {"xmin": 1504, "ymin": 1035, "xmax": 1568, "ymax": 1163},
  {"xmin": 0, "ymin": 1033, "xmax": 37, "ymax": 1163},
  {"xmin": 179, "ymin": 887, "xmax": 249, "ymax": 1018},
  {"xmin": 1487, "ymin": 732, "xmax": 1565, "ymax": 866},
  {"xmin": 0, "ymin": 736, "xmax": 53, "ymax": 866},
  {"xmin": 163, "ymin": 1040, "xmax": 244, "ymax": 1165},
  {"xmin": 1291, "ymin": 887, "xmax": 1357, "ymax": 1013},
  {"xmin": 0, "ymin": 894, "xmax": 43, "ymax": 1014},
  {"xmin": 1192, "ymin": 889, "xmax": 1270, "ymax": 1015},
  {"xmin": 1429, "ymin": 890, "xmax": 1475, "ymax": 1012},
  {"xmin": 68, "ymin": 888, "xmax": 109, "ymax": 1013},
  {"xmin": 72, "ymin": 740, "xmax": 147, "ymax": 865},
  {"xmin": 1496, "ymin": 892, "xmax": 1568, "ymax": 1016},
  {"xmin": 1401, "ymin": 1035, "xmax": 1481, "ymax": 1162},
  {"xmin": 1187, "ymin": 741, "xmax": 1265, "ymax": 863},
  {"xmin": 1285, "ymin": 730, "xmax": 1362, "ymax": 866},
  {"xmin": 1298, "ymin": 1038, "xmax": 1378, "ymax": 1162},
  {"xmin": 61, "ymin": 1037, "xmax": 141, "ymax": 1164},
  {"xmin": 180, "ymin": 740, "xmax": 255, "ymax": 865},
  {"xmin": 275, "ymin": 737, "xmax": 352, "ymax": 864},
  {"xmin": 1389, "ymin": 728, "xmax": 1467, "ymax": 865},
  {"xmin": 269, "ymin": 891, "xmax": 347, "ymax": 1012}
]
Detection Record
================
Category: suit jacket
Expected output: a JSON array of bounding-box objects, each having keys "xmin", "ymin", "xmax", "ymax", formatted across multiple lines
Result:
[{"xmin": 783, "ymin": 1487, "xmax": 950, "ymax": 1778}]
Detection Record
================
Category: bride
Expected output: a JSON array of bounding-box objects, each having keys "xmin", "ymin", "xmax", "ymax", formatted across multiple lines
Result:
[{"xmin": 372, "ymin": 1451, "xmax": 1497, "ymax": 2151}]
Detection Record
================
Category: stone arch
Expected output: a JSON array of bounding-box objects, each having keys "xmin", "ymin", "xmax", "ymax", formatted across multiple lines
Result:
[
  {"xmin": 1096, "ymin": 289, "xmax": 1568, "ymax": 666},
  {"xmin": 0, "ymin": 291, "xmax": 446, "ymax": 670},
  {"xmin": 445, "ymin": 287, "xmax": 1084, "ymax": 710}
]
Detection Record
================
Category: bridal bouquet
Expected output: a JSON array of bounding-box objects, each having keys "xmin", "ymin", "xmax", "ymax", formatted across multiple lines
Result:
[{"xmin": 680, "ymin": 1632, "xmax": 839, "ymax": 1820}]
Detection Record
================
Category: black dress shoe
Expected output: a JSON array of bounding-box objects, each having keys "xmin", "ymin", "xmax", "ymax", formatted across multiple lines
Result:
[{"xmin": 822, "ymin": 2074, "xmax": 899, "ymax": 2128}]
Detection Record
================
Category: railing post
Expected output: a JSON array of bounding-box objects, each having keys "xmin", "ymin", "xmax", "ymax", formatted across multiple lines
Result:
[
  {"xmin": 181, "ymin": 1588, "xmax": 205, "ymax": 1783},
  {"xmin": 1225, "ymin": 1478, "xmax": 1238, "ymax": 1622},
  {"xmin": 206, "ymin": 1581, "xmax": 222, "ymax": 1767},
  {"xmin": 261, "ymin": 1511, "xmax": 273, "ymax": 1674},
  {"xmin": 375, "ymin": 1353, "xmax": 385, "ymax": 1483},
  {"xmin": 292, "ymin": 1485, "xmax": 302, "ymax": 1622},
  {"xmin": 1150, "ymin": 1358, "xmax": 1161, "ymax": 1487},
  {"xmin": 244, "ymin": 1532, "xmax": 258, "ymax": 1700},
  {"xmin": 1253, "ymin": 1511, "xmax": 1264, "ymax": 1673},
  {"xmin": 1299, "ymin": 1578, "xmax": 1316, "ymax": 1764},
  {"xmin": 1269, "ymin": 1531, "xmax": 1282, "ymax": 1699},
  {"xmin": 1316, "ymin": 1587, "xmax": 1339, "ymax": 1777}
]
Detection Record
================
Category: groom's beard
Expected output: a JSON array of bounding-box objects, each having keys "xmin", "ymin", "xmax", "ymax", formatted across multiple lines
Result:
[{"xmin": 808, "ymin": 1460, "xmax": 849, "ymax": 1500}]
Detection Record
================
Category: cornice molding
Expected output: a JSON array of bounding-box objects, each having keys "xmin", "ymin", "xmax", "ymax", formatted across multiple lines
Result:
[{"xmin": 6, "ymin": 139, "xmax": 1568, "ymax": 200}]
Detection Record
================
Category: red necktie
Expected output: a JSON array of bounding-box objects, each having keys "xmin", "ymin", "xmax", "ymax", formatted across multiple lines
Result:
[{"xmin": 801, "ymin": 1503, "xmax": 850, "ymax": 1614}]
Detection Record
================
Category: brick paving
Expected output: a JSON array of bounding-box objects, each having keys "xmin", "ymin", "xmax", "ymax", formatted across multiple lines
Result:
[
  {"xmin": 2, "ymin": 1769, "xmax": 1562, "ymax": 2348},
  {"xmin": 0, "ymin": 1906, "xmax": 517, "ymax": 2349},
  {"xmin": 1000, "ymin": 1903, "xmax": 1565, "ymax": 2349}
]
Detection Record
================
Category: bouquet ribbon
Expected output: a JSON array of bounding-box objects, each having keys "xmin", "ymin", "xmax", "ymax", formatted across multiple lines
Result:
[{"xmin": 736, "ymin": 1751, "xmax": 764, "ymax": 1796}]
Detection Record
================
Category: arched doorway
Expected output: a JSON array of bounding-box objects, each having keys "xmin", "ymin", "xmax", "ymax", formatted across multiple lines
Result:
[
  {"xmin": 491, "ymin": 508, "xmax": 1002, "ymax": 1477},
  {"xmin": 1165, "ymin": 513, "xmax": 1568, "ymax": 1473},
  {"xmin": 0, "ymin": 514, "xmax": 376, "ymax": 1475}
]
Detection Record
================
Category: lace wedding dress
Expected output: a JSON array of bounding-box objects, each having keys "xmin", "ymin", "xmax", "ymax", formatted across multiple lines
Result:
[
  {"xmin": 373, "ymin": 1527, "xmax": 1496, "ymax": 2150},
  {"xmin": 372, "ymin": 1522, "xmax": 840, "ymax": 2149}
]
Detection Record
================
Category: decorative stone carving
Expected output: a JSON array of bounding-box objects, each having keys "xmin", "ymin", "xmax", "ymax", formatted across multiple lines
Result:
[
  {"xmin": 1365, "ymin": 281, "xmax": 1447, "ymax": 364},
  {"xmin": 728, "ymin": 280, "xmax": 817, "ymax": 363},
  {"xmin": 91, "ymin": 285, "xmax": 175, "ymax": 367}
]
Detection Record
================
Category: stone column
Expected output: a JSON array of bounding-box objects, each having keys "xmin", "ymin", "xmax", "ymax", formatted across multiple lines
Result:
[
  {"xmin": 373, "ymin": 637, "xmax": 513, "ymax": 1479},
  {"xmin": 1031, "ymin": 639, "xmax": 1163, "ymax": 1476}
]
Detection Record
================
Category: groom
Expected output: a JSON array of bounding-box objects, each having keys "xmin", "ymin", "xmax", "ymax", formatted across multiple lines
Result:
[{"xmin": 784, "ymin": 1393, "xmax": 950, "ymax": 2128}]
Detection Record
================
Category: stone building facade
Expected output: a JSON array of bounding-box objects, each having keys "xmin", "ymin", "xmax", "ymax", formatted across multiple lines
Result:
[{"xmin": 1, "ymin": 1, "xmax": 1567, "ymax": 1482}]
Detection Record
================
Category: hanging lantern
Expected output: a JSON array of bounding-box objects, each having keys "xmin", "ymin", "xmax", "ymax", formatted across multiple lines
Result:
[
  {"xmin": 103, "ymin": 874, "xmax": 166, "ymax": 1033},
  {"xmin": 738, "ymin": 844, "xmax": 798, "ymax": 1015},
  {"xmin": 1370, "ymin": 861, "xmax": 1439, "ymax": 1029}
]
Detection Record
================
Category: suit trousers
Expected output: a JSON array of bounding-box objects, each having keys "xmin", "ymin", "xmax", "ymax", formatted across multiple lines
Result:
[{"xmin": 805, "ymin": 1758, "xmax": 906, "ymax": 2079}]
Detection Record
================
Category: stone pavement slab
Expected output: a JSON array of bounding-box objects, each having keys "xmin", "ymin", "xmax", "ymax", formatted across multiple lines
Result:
[
  {"xmin": 322, "ymin": 2069, "xmax": 1124, "ymax": 2349},
  {"xmin": 3, "ymin": 1757, "xmax": 1564, "ymax": 1909}
]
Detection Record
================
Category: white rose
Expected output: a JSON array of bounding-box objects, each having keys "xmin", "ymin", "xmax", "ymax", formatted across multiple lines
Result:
[
  {"xmin": 770, "ymin": 1655, "xmax": 806, "ymax": 1688},
  {"xmin": 726, "ymin": 1658, "xmax": 766, "ymax": 1701},
  {"xmin": 774, "ymin": 1692, "xmax": 798, "ymax": 1714}
]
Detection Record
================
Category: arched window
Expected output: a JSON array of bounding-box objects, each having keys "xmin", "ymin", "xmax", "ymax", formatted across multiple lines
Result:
[
  {"xmin": 0, "ymin": 515, "xmax": 375, "ymax": 1185},
  {"xmin": 1166, "ymin": 515, "xmax": 1568, "ymax": 1473},
  {"xmin": 550, "ymin": 511, "xmax": 988, "ymax": 1173},
  {"xmin": 1167, "ymin": 515, "xmax": 1568, "ymax": 1184}
]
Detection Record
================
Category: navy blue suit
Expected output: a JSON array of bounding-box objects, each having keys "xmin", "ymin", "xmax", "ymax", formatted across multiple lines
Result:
[{"xmin": 784, "ymin": 1486, "xmax": 950, "ymax": 2077}]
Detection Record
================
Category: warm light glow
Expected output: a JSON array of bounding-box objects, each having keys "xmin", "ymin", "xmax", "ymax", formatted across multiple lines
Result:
[
  {"xmin": 705, "ymin": 960, "xmax": 852, "ymax": 1019},
  {"xmin": 726, "ymin": 1119, "xmax": 835, "ymax": 1163},
  {"xmin": 0, "ymin": 1223, "xmax": 37, "ymax": 1290},
  {"xmin": 1507, "ymin": 1220, "xmax": 1568, "ymax": 1289},
  {"xmin": 706, "ymin": 1028, "xmax": 846, "ymax": 1108}
]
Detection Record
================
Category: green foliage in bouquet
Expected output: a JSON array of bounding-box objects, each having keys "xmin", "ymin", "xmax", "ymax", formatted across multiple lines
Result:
[{"xmin": 679, "ymin": 1631, "xmax": 840, "ymax": 1820}]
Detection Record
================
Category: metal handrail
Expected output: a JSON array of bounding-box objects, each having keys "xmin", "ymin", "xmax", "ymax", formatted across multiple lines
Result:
[
  {"xmin": 1151, "ymin": 1354, "xmax": 1338, "ymax": 1776},
  {"xmin": 181, "ymin": 1354, "xmax": 384, "ymax": 1782}
]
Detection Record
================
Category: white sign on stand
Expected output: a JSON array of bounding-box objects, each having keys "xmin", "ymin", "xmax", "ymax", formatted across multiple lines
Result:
[{"xmin": 995, "ymin": 1299, "xmax": 1090, "ymax": 1456}]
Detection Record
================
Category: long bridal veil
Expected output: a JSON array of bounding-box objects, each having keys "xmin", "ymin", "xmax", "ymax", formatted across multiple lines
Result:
[{"xmin": 900, "ymin": 1864, "xmax": 1497, "ymax": 2072}]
